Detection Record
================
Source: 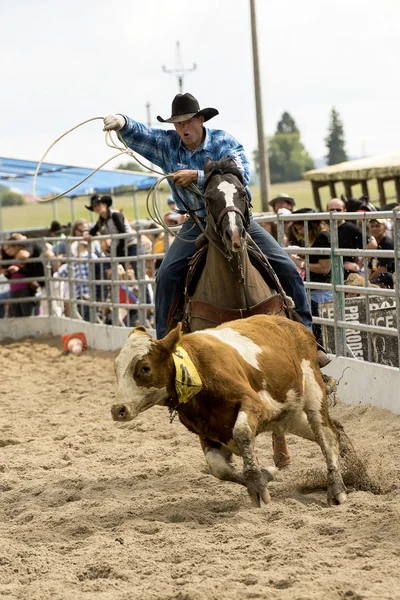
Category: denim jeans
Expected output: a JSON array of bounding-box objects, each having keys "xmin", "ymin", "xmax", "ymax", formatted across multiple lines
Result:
[
  {"xmin": 155, "ymin": 217, "xmax": 312, "ymax": 339},
  {"xmin": 0, "ymin": 291, "xmax": 9, "ymax": 319}
]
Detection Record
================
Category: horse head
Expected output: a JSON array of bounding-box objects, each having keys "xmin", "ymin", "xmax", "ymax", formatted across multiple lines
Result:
[{"xmin": 203, "ymin": 156, "xmax": 250, "ymax": 253}]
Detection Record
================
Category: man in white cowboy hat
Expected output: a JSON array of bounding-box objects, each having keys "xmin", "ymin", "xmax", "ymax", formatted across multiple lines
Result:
[
  {"xmin": 103, "ymin": 93, "xmax": 312, "ymax": 340},
  {"xmin": 269, "ymin": 193, "xmax": 296, "ymax": 214}
]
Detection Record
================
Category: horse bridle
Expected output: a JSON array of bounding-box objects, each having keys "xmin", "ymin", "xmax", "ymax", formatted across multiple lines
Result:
[{"xmin": 216, "ymin": 204, "xmax": 249, "ymax": 229}]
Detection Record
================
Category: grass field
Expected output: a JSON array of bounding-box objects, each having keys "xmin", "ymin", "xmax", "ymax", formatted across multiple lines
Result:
[{"xmin": 1, "ymin": 178, "xmax": 396, "ymax": 232}]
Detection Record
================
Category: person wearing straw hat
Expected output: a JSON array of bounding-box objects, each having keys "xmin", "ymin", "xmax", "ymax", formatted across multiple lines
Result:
[
  {"xmin": 103, "ymin": 93, "xmax": 312, "ymax": 340},
  {"xmin": 269, "ymin": 193, "xmax": 296, "ymax": 214}
]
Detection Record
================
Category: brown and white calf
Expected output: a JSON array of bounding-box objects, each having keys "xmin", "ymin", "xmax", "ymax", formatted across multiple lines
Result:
[{"xmin": 111, "ymin": 315, "xmax": 347, "ymax": 508}]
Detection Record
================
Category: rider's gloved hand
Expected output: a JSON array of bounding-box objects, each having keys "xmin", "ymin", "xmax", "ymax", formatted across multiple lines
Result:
[{"xmin": 103, "ymin": 114, "xmax": 126, "ymax": 132}]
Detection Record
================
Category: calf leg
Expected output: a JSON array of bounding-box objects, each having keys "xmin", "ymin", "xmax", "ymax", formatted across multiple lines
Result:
[
  {"xmin": 201, "ymin": 439, "xmax": 245, "ymax": 486},
  {"xmin": 201, "ymin": 438, "xmax": 277, "ymax": 489},
  {"xmin": 302, "ymin": 364, "xmax": 347, "ymax": 506},
  {"xmin": 233, "ymin": 408, "xmax": 273, "ymax": 508}
]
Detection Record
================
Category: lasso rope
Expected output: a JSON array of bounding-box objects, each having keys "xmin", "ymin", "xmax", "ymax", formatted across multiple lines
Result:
[{"xmin": 32, "ymin": 116, "xmax": 202, "ymax": 240}]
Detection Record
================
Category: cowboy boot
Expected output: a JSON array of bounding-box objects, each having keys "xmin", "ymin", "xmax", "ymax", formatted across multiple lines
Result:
[
  {"xmin": 272, "ymin": 432, "xmax": 291, "ymax": 468},
  {"xmin": 316, "ymin": 343, "xmax": 331, "ymax": 368}
]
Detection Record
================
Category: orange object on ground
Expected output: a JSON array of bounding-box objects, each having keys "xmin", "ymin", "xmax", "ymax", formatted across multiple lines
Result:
[{"xmin": 62, "ymin": 332, "xmax": 88, "ymax": 354}]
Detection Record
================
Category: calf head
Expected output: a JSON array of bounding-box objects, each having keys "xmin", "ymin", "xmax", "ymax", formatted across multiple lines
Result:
[{"xmin": 111, "ymin": 324, "xmax": 182, "ymax": 422}]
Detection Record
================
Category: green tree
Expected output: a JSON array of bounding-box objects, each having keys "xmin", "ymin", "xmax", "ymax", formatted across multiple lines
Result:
[
  {"xmin": 116, "ymin": 161, "xmax": 143, "ymax": 172},
  {"xmin": 0, "ymin": 190, "xmax": 24, "ymax": 206},
  {"xmin": 276, "ymin": 111, "xmax": 299, "ymax": 134},
  {"xmin": 253, "ymin": 112, "xmax": 314, "ymax": 184},
  {"xmin": 325, "ymin": 107, "xmax": 348, "ymax": 165}
]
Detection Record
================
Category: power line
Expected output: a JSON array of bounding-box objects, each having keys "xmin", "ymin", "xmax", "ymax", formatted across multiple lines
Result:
[{"xmin": 162, "ymin": 41, "xmax": 196, "ymax": 94}]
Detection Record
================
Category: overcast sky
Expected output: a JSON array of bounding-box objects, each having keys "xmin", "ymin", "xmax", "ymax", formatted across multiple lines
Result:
[{"xmin": 1, "ymin": 0, "xmax": 399, "ymax": 172}]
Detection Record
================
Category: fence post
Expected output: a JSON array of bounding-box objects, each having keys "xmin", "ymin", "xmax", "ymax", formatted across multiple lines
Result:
[
  {"xmin": 394, "ymin": 210, "xmax": 400, "ymax": 365},
  {"xmin": 330, "ymin": 215, "xmax": 346, "ymax": 356},
  {"xmin": 110, "ymin": 239, "xmax": 119, "ymax": 326},
  {"xmin": 88, "ymin": 239, "xmax": 96, "ymax": 324},
  {"xmin": 44, "ymin": 255, "xmax": 53, "ymax": 318}
]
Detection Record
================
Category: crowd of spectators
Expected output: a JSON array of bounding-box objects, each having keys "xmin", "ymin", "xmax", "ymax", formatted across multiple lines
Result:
[
  {"xmin": 0, "ymin": 194, "xmax": 178, "ymax": 326},
  {"xmin": 257, "ymin": 192, "xmax": 398, "ymax": 344},
  {"xmin": 0, "ymin": 192, "xmax": 398, "ymax": 336}
]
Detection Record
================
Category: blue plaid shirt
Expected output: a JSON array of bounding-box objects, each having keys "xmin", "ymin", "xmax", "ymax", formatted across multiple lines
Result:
[
  {"xmin": 59, "ymin": 259, "xmax": 90, "ymax": 299},
  {"xmin": 120, "ymin": 117, "xmax": 251, "ymax": 216}
]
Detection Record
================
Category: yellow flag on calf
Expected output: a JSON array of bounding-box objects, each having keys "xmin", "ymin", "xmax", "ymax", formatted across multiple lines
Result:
[{"xmin": 172, "ymin": 346, "xmax": 202, "ymax": 403}]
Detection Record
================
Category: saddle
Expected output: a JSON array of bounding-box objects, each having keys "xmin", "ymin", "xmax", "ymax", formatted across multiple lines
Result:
[{"xmin": 167, "ymin": 242, "xmax": 301, "ymax": 334}]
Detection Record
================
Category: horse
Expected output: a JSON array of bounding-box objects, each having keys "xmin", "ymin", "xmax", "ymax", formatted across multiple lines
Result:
[
  {"xmin": 168, "ymin": 156, "xmax": 295, "ymax": 468},
  {"xmin": 182, "ymin": 157, "xmax": 290, "ymax": 332}
]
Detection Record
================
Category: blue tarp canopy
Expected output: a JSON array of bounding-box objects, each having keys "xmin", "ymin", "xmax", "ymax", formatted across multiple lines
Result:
[{"xmin": 0, "ymin": 157, "xmax": 158, "ymax": 199}]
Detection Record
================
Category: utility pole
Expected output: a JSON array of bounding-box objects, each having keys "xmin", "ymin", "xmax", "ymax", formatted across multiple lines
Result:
[
  {"xmin": 250, "ymin": 0, "xmax": 271, "ymax": 211},
  {"xmin": 162, "ymin": 41, "xmax": 196, "ymax": 93},
  {"xmin": 146, "ymin": 102, "xmax": 151, "ymax": 127}
]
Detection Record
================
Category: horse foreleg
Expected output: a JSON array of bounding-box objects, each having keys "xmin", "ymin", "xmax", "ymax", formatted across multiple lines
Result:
[{"xmin": 272, "ymin": 433, "xmax": 292, "ymax": 468}]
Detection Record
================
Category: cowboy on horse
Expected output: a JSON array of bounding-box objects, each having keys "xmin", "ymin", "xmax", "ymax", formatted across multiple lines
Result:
[{"xmin": 103, "ymin": 93, "xmax": 313, "ymax": 340}]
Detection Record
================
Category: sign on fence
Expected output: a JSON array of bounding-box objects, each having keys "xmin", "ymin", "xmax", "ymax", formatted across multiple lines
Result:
[{"xmin": 319, "ymin": 296, "xmax": 398, "ymax": 367}]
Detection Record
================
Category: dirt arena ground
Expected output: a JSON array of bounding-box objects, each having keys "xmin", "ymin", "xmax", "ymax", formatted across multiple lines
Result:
[{"xmin": 0, "ymin": 336, "xmax": 400, "ymax": 600}]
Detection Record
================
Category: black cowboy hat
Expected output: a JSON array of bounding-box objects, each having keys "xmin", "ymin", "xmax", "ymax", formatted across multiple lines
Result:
[
  {"xmin": 157, "ymin": 93, "xmax": 219, "ymax": 124},
  {"xmin": 85, "ymin": 194, "xmax": 112, "ymax": 211},
  {"xmin": 269, "ymin": 193, "xmax": 296, "ymax": 208},
  {"xmin": 49, "ymin": 220, "xmax": 62, "ymax": 234}
]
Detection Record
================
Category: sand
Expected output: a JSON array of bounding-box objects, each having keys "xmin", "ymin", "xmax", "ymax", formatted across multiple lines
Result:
[{"xmin": 0, "ymin": 336, "xmax": 399, "ymax": 600}]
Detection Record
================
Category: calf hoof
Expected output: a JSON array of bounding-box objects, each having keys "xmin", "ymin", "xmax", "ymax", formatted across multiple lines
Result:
[
  {"xmin": 327, "ymin": 479, "xmax": 347, "ymax": 506},
  {"xmin": 247, "ymin": 485, "xmax": 271, "ymax": 508},
  {"xmin": 245, "ymin": 470, "xmax": 272, "ymax": 508},
  {"xmin": 328, "ymin": 491, "xmax": 347, "ymax": 507},
  {"xmin": 261, "ymin": 466, "xmax": 279, "ymax": 482}
]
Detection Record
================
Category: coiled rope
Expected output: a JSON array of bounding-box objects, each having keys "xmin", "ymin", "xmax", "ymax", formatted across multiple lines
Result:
[{"xmin": 32, "ymin": 116, "xmax": 203, "ymax": 241}]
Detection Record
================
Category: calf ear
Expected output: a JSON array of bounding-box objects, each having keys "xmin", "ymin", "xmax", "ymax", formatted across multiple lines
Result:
[
  {"xmin": 129, "ymin": 326, "xmax": 150, "ymax": 337},
  {"xmin": 159, "ymin": 322, "xmax": 182, "ymax": 353}
]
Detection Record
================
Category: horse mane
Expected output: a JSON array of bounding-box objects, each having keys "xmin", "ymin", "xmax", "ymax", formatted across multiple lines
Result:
[{"xmin": 204, "ymin": 156, "xmax": 244, "ymax": 190}]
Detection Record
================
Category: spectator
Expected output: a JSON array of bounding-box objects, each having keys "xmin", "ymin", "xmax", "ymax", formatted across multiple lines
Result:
[
  {"xmin": 104, "ymin": 264, "xmax": 138, "ymax": 327},
  {"xmin": 357, "ymin": 201, "xmax": 377, "ymax": 213},
  {"xmin": 343, "ymin": 273, "xmax": 380, "ymax": 297},
  {"xmin": 147, "ymin": 222, "xmax": 171, "ymax": 272},
  {"xmin": 1, "ymin": 233, "xmax": 46, "ymax": 317},
  {"xmin": 327, "ymin": 197, "xmax": 378, "ymax": 279},
  {"xmin": 258, "ymin": 212, "xmax": 278, "ymax": 241},
  {"xmin": 289, "ymin": 210, "xmax": 331, "ymax": 346},
  {"xmin": 45, "ymin": 220, "xmax": 67, "ymax": 264},
  {"xmin": 379, "ymin": 202, "xmax": 399, "ymax": 240},
  {"xmin": 376, "ymin": 271, "xmax": 394, "ymax": 289},
  {"xmin": 163, "ymin": 196, "xmax": 185, "ymax": 225},
  {"xmin": 71, "ymin": 219, "xmax": 102, "ymax": 256},
  {"xmin": 287, "ymin": 207, "xmax": 314, "ymax": 247},
  {"xmin": 368, "ymin": 218, "xmax": 394, "ymax": 283},
  {"xmin": 86, "ymin": 194, "xmax": 140, "ymax": 273},
  {"xmin": 56, "ymin": 238, "xmax": 97, "ymax": 321},
  {"xmin": 268, "ymin": 193, "xmax": 296, "ymax": 214},
  {"xmin": 52, "ymin": 220, "xmax": 101, "ymax": 320},
  {"xmin": 48, "ymin": 220, "xmax": 65, "ymax": 240},
  {"xmin": 163, "ymin": 212, "xmax": 182, "ymax": 228}
]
